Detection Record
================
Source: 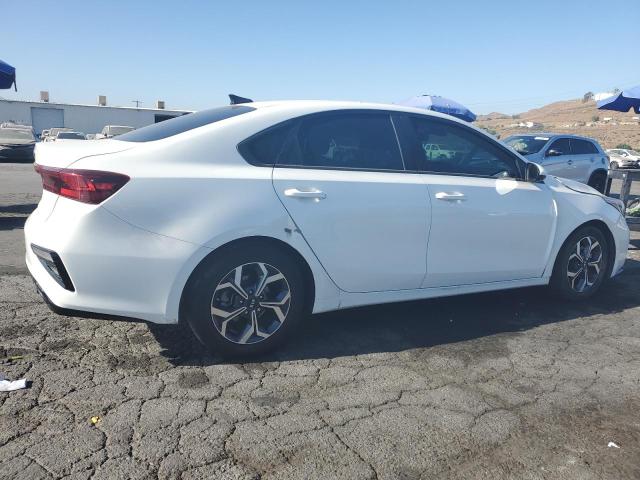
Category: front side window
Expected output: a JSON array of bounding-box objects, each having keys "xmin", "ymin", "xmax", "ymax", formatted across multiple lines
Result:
[
  {"xmin": 571, "ymin": 139, "xmax": 598, "ymax": 154},
  {"xmin": 547, "ymin": 138, "xmax": 571, "ymax": 155},
  {"xmin": 408, "ymin": 116, "xmax": 521, "ymax": 178}
]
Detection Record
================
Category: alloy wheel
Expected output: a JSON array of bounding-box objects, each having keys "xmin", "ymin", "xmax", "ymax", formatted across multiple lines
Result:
[
  {"xmin": 210, "ymin": 262, "xmax": 291, "ymax": 344},
  {"xmin": 566, "ymin": 236, "xmax": 603, "ymax": 293}
]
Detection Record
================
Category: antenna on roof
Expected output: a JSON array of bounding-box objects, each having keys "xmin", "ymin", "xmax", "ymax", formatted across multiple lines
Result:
[{"xmin": 229, "ymin": 94, "xmax": 253, "ymax": 105}]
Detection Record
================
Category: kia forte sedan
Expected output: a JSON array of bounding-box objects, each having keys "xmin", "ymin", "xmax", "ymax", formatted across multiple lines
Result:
[{"xmin": 25, "ymin": 101, "xmax": 630, "ymax": 356}]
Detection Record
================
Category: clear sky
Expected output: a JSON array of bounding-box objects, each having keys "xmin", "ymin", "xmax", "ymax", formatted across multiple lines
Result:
[{"xmin": 2, "ymin": 0, "xmax": 639, "ymax": 114}]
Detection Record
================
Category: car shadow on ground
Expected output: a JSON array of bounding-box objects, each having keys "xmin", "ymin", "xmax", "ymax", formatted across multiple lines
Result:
[
  {"xmin": 148, "ymin": 258, "xmax": 640, "ymax": 366},
  {"xmin": 0, "ymin": 203, "xmax": 37, "ymax": 231}
]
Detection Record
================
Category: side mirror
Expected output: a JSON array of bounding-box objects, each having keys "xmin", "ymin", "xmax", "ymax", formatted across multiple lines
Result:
[
  {"xmin": 526, "ymin": 162, "xmax": 546, "ymax": 182},
  {"xmin": 546, "ymin": 149, "xmax": 562, "ymax": 157}
]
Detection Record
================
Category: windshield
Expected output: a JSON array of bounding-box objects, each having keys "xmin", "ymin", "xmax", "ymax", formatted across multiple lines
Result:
[
  {"xmin": 107, "ymin": 126, "xmax": 134, "ymax": 136},
  {"xmin": 0, "ymin": 128, "xmax": 35, "ymax": 143},
  {"xmin": 57, "ymin": 132, "xmax": 86, "ymax": 140},
  {"xmin": 504, "ymin": 136, "xmax": 549, "ymax": 155}
]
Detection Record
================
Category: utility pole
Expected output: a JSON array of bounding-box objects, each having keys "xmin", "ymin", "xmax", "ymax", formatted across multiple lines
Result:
[{"xmin": 132, "ymin": 100, "xmax": 142, "ymax": 108}]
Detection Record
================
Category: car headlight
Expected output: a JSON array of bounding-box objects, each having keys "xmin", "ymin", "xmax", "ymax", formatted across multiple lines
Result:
[{"xmin": 603, "ymin": 196, "xmax": 625, "ymax": 215}]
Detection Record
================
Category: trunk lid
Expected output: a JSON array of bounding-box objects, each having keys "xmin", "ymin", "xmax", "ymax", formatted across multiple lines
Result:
[{"xmin": 34, "ymin": 139, "xmax": 133, "ymax": 169}]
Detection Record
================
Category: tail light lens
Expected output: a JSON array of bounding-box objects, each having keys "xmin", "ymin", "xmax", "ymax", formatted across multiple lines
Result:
[{"xmin": 34, "ymin": 164, "xmax": 129, "ymax": 204}]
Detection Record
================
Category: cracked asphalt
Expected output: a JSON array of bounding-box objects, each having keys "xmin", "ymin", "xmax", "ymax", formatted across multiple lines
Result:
[{"xmin": 1, "ymin": 162, "xmax": 640, "ymax": 479}]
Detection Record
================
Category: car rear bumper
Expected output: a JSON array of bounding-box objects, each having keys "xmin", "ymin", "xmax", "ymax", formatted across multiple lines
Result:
[{"xmin": 25, "ymin": 197, "xmax": 202, "ymax": 324}]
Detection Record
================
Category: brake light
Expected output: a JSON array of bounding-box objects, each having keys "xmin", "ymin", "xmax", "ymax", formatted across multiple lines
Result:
[{"xmin": 34, "ymin": 164, "xmax": 129, "ymax": 204}]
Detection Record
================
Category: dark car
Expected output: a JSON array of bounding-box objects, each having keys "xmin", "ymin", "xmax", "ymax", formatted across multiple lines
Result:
[{"xmin": 0, "ymin": 127, "xmax": 36, "ymax": 162}]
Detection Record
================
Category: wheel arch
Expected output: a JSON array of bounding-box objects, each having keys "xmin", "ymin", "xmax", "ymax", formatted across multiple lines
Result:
[
  {"xmin": 552, "ymin": 219, "xmax": 616, "ymax": 279},
  {"xmin": 178, "ymin": 235, "xmax": 316, "ymax": 324}
]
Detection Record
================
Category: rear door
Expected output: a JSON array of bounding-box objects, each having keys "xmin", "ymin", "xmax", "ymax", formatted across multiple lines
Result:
[
  {"xmin": 570, "ymin": 138, "xmax": 602, "ymax": 183},
  {"xmin": 267, "ymin": 110, "xmax": 430, "ymax": 293},
  {"xmin": 397, "ymin": 114, "xmax": 556, "ymax": 287}
]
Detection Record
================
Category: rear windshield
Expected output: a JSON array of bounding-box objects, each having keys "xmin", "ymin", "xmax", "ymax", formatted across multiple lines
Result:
[
  {"xmin": 106, "ymin": 126, "xmax": 134, "ymax": 136},
  {"xmin": 504, "ymin": 135, "xmax": 549, "ymax": 155},
  {"xmin": 57, "ymin": 132, "xmax": 85, "ymax": 140},
  {"xmin": 0, "ymin": 128, "xmax": 35, "ymax": 142},
  {"xmin": 117, "ymin": 106, "xmax": 255, "ymax": 142}
]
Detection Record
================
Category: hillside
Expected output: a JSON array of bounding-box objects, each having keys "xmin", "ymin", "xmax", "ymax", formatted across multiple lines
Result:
[{"xmin": 476, "ymin": 99, "xmax": 640, "ymax": 150}]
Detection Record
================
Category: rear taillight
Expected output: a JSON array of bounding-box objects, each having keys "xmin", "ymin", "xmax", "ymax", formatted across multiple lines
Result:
[{"xmin": 34, "ymin": 164, "xmax": 129, "ymax": 204}]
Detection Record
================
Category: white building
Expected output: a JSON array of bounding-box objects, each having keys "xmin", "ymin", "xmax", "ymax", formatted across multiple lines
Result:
[{"xmin": 0, "ymin": 96, "xmax": 191, "ymax": 135}]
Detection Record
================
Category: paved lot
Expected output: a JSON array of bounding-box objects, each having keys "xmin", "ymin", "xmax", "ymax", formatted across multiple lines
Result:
[{"xmin": 1, "ymin": 162, "xmax": 640, "ymax": 479}]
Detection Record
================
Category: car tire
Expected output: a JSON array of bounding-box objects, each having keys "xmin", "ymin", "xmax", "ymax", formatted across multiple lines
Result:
[
  {"xmin": 181, "ymin": 242, "xmax": 307, "ymax": 358},
  {"xmin": 550, "ymin": 225, "xmax": 610, "ymax": 300},
  {"xmin": 587, "ymin": 170, "xmax": 607, "ymax": 193}
]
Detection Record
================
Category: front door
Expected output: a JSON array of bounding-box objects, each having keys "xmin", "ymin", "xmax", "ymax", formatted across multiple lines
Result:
[
  {"xmin": 271, "ymin": 111, "xmax": 430, "ymax": 293},
  {"xmin": 542, "ymin": 137, "xmax": 575, "ymax": 179},
  {"xmin": 397, "ymin": 114, "xmax": 556, "ymax": 287}
]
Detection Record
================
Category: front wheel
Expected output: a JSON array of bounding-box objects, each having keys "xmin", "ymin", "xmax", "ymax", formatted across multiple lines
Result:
[
  {"xmin": 550, "ymin": 226, "xmax": 610, "ymax": 300},
  {"xmin": 587, "ymin": 171, "xmax": 607, "ymax": 193},
  {"xmin": 181, "ymin": 243, "xmax": 307, "ymax": 357}
]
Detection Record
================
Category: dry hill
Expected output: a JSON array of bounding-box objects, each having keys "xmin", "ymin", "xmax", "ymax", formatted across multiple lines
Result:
[{"xmin": 476, "ymin": 99, "xmax": 640, "ymax": 150}]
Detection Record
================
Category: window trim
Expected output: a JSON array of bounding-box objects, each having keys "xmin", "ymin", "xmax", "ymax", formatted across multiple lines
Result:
[
  {"xmin": 237, "ymin": 109, "xmax": 408, "ymax": 173},
  {"xmin": 396, "ymin": 112, "xmax": 527, "ymax": 181}
]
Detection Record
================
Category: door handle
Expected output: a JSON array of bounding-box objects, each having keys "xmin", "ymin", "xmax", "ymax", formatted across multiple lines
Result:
[
  {"xmin": 435, "ymin": 191, "xmax": 466, "ymax": 202},
  {"xmin": 284, "ymin": 188, "xmax": 327, "ymax": 200}
]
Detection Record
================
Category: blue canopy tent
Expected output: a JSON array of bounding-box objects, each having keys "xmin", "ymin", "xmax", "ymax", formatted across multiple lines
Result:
[
  {"xmin": 0, "ymin": 60, "xmax": 16, "ymax": 90},
  {"xmin": 597, "ymin": 86, "xmax": 640, "ymax": 114},
  {"xmin": 398, "ymin": 94, "xmax": 476, "ymax": 122}
]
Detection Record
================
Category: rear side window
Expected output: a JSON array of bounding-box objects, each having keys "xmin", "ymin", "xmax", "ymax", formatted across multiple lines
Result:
[
  {"xmin": 289, "ymin": 112, "xmax": 404, "ymax": 170},
  {"xmin": 547, "ymin": 138, "xmax": 571, "ymax": 155},
  {"xmin": 117, "ymin": 106, "xmax": 255, "ymax": 142},
  {"xmin": 571, "ymin": 139, "xmax": 599, "ymax": 154},
  {"xmin": 239, "ymin": 111, "xmax": 405, "ymax": 171},
  {"xmin": 237, "ymin": 121, "xmax": 296, "ymax": 166}
]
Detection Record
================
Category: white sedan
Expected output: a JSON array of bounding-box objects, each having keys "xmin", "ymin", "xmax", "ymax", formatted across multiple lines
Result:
[{"xmin": 26, "ymin": 101, "xmax": 630, "ymax": 356}]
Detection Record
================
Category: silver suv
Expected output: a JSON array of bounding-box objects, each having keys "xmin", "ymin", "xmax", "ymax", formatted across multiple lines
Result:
[{"xmin": 504, "ymin": 134, "xmax": 609, "ymax": 192}]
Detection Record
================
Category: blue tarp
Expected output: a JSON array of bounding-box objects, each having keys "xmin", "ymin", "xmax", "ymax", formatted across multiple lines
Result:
[
  {"xmin": 597, "ymin": 86, "xmax": 640, "ymax": 114},
  {"xmin": 0, "ymin": 60, "xmax": 16, "ymax": 90},
  {"xmin": 398, "ymin": 94, "xmax": 477, "ymax": 122}
]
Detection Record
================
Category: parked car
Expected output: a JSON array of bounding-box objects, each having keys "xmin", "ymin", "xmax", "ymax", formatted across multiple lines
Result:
[
  {"xmin": 422, "ymin": 143, "xmax": 455, "ymax": 160},
  {"xmin": 607, "ymin": 148, "xmax": 640, "ymax": 169},
  {"xmin": 26, "ymin": 101, "xmax": 629, "ymax": 356},
  {"xmin": 504, "ymin": 134, "xmax": 609, "ymax": 192},
  {"xmin": 99, "ymin": 125, "xmax": 134, "ymax": 138},
  {"xmin": 44, "ymin": 128, "xmax": 73, "ymax": 142},
  {"xmin": 0, "ymin": 126, "xmax": 36, "ymax": 161},
  {"xmin": 55, "ymin": 131, "xmax": 86, "ymax": 140}
]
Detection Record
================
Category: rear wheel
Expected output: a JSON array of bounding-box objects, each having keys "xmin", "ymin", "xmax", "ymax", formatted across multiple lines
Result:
[
  {"xmin": 550, "ymin": 226, "xmax": 609, "ymax": 300},
  {"xmin": 181, "ymin": 243, "xmax": 307, "ymax": 357},
  {"xmin": 587, "ymin": 170, "xmax": 607, "ymax": 193}
]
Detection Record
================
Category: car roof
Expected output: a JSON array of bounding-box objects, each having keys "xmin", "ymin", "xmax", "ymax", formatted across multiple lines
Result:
[
  {"xmin": 237, "ymin": 99, "xmax": 489, "ymax": 135},
  {"xmin": 506, "ymin": 132, "xmax": 598, "ymax": 142}
]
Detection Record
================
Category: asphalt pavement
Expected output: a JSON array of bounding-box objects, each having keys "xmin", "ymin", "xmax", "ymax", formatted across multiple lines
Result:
[{"xmin": 1, "ymin": 162, "xmax": 639, "ymax": 479}]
